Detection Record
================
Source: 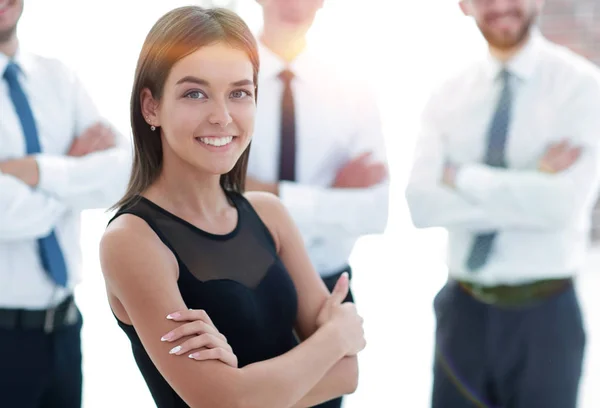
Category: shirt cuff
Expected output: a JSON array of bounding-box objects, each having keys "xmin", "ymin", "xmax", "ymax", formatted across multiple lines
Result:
[{"xmin": 36, "ymin": 154, "xmax": 69, "ymax": 195}]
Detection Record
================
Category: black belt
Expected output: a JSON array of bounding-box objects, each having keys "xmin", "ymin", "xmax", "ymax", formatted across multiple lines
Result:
[
  {"xmin": 457, "ymin": 278, "xmax": 572, "ymax": 306},
  {"xmin": 0, "ymin": 296, "xmax": 78, "ymax": 333}
]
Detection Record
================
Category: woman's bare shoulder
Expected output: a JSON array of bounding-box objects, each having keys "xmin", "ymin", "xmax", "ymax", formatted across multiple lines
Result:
[
  {"xmin": 100, "ymin": 213, "xmax": 177, "ymax": 285},
  {"xmin": 244, "ymin": 191, "xmax": 287, "ymax": 219},
  {"xmin": 243, "ymin": 191, "xmax": 289, "ymax": 250}
]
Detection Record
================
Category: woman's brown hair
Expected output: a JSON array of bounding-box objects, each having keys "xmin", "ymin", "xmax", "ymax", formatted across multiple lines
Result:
[{"xmin": 113, "ymin": 6, "xmax": 259, "ymax": 210}]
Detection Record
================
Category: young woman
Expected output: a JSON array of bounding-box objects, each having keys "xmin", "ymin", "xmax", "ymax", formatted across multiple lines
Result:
[{"xmin": 99, "ymin": 6, "xmax": 366, "ymax": 408}]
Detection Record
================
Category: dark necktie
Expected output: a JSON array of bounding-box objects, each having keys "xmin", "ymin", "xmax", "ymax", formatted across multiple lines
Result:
[
  {"xmin": 466, "ymin": 69, "xmax": 513, "ymax": 271},
  {"xmin": 278, "ymin": 69, "xmax": 296, "ymax": 182},
  {"xmin": 4, "ymin": 62, "xmax": 68, "ymax": 287}
]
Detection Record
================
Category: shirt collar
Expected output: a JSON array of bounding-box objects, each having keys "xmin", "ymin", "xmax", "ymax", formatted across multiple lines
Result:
[
  {"xmin": 257, "ymin": 38, "xmax": 314, "ymax": 82},
  {"xmin": 0, "ymin": 47, "xmax": 33, "ymax": 79},
  {"xmin": 484, "ymin": 28, "xmax": 544, "ymax": 82}
]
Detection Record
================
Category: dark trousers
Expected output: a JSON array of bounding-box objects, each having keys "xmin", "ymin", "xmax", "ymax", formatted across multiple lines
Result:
[
  {"xmin": 432, "ymin": 280, "xmax": 586, "ymax": 408},
  {"xmin": 312, "ymin": 266, "xmax": 355, "ymax": 408},
  {"xmin": 0, "ymin": 308, "xmax": 83, "ymax": 408}
]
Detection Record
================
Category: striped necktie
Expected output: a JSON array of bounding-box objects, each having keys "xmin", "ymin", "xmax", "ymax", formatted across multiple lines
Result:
[{"xmin": 466, "ymin": 69, "xmax": 513, "ymax": 272}]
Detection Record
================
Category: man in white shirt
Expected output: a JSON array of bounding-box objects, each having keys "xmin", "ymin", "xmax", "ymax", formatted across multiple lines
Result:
[
  {"xmin": 246, "ymin": 1, "xmax": 389, "ymax": 407},
  {"xmin": 0, "ymin": 1, "xmax": 130, "ymax": 406},
  {"xmin": 405, "ymin": 0, "xmax": 600, "ymax": 407}
]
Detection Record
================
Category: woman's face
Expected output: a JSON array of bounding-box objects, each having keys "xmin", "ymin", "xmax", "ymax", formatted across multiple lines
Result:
[{"xmin": 143, "ymin": 42, "xmax": 256, "ymax": 177}]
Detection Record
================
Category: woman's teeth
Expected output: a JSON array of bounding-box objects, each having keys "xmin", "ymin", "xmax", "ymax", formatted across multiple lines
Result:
[{"xmin": 197, "ymin": 136, "xmax": 233, "ymax": 147}]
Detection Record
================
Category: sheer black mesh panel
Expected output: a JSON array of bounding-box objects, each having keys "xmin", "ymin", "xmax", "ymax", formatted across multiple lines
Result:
[{"xmin": 121, "ymin": 193, "xmax": 277, "ymax": 289}]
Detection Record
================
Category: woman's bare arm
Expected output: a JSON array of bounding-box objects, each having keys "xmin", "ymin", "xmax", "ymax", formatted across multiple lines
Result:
[
  {"xmin": 290, "ymin": 358, "xmax": 359, "ymax": 407},
  {"xmin": 247, "ymin": 192, "xmax": 361, "ymax": 406},
  {"xmin": 100, "ymin": 214, "xmax": 352, "ymax": 408}
]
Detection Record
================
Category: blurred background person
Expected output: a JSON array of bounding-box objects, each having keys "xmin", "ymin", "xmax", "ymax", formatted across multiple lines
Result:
[
  {"xmin": 245, "ymin": 2, "xmax": 389, "ymax": 404},
  {"xmin": 405, "ymin": 0, "xmax": 600, "ymax": 407},
  {"xmin": 0, "ymin": 0, "xmax": 131, "ymax": 406}
]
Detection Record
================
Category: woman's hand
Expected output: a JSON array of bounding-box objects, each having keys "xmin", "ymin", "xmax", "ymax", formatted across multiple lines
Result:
[
  {"xmin": 316, "ymin": 272, "xmax": 350, "ymax": 328},
  {"xmin": 316, "ymin": 273, "xmax": 366, "ymax": 356},
  {"xmin": 161, "ymin": 309, "xmax": 238, "ymax": 368}
]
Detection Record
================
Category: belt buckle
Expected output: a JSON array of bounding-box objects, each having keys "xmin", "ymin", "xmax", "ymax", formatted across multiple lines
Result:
[
  {"xmin": 44, "ymin": 307, "xmax": 57, "ymax": 333},
  {"xmin": 472, "ymin": 285, "xmax": 498, "ymax": 304}
]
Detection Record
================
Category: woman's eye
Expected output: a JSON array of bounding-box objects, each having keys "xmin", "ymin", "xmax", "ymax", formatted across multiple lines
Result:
[
  {"xmin": 185, "ymin": 91, "xmax": 206, "ymax": 99},
  {"xmin": 231, "ymin": 90, "xmax": 251, "ymax": 99}
]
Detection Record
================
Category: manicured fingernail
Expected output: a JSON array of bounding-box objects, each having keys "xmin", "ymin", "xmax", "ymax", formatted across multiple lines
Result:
[
  {"xmin": 188, "ymin": 353, "xmax": 197, "ymax": 359},
  {"xmin": 166, "ymin": 312, "xmax": 180, "ymax": 319},
  {"xmin": 161, "ymin": 332, "xmax": 173, "ymax": 341},
  {"xmin": 169, "ymin": 346, "xmax": 181, "ymax": 354}
]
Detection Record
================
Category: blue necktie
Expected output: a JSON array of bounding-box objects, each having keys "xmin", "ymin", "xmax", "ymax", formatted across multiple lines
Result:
[
  {"xmin": 3, "ymin": 62, "xmax": 68, "ymax": 287},
  {"xmin": 466, "ymin": 69, "xmax": 513, "ymax": 271}
]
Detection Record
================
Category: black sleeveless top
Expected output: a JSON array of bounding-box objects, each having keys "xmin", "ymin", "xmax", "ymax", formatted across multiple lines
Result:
[{"xmin": 108, "ymin": 191, "xmax": 299, "ymax": 408}]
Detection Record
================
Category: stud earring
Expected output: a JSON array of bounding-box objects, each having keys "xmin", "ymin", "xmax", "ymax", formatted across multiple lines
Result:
[{"xmin": 150, "ymin": 125, "xmax": 156, "ymax": 131}]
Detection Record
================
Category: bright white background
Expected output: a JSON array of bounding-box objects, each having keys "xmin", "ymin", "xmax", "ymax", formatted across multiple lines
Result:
[{"xmin": 16, "ymin": 0, "xmax": 599, "ymax": 406}]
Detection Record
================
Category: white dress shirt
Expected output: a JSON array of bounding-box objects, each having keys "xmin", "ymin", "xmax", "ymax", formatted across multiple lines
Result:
[
  {"xmin": 248, "ymin": 42, "xmax": 389, "ymax": 276},
  {"xmin": 405, "ymin": 31, "xmax": 600, "ymax": 286},
  {"xmin": 0, "ymin": 50, "xmax": 131, "ymax": 309}
]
